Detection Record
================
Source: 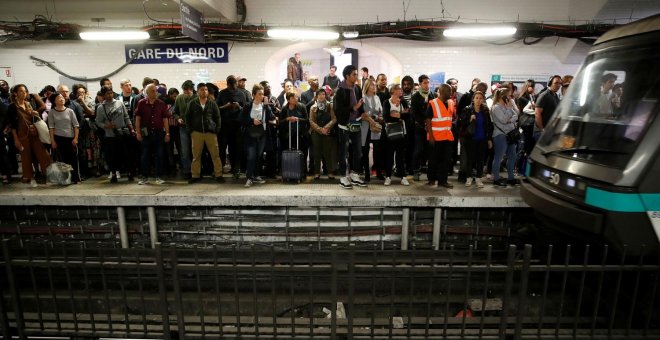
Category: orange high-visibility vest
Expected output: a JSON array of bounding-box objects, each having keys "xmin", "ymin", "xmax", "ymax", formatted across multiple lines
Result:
[{"xmin": 427, "ymin": 98, "xmax": 454, "ymax": 142}]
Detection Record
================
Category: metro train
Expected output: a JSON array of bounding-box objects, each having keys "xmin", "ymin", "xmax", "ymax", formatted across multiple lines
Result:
[{"xmin": 521, "ymin": 14, "xmax": 660, "ymax": 253}]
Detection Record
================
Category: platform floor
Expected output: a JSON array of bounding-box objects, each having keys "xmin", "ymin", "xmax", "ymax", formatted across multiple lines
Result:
[{"xmin": 0, "ymin": 173, "xmax": 527, "ymax": 208}]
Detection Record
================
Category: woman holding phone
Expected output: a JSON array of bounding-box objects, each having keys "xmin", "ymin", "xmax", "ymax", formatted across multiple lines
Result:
[{"xmin": 490, "ymin": 88, "xmax": 519, "ymax": 187}]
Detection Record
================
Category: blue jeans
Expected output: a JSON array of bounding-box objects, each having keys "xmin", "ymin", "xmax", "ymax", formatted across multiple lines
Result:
[
  {"xmin": 245, "ymin": 135, "xmax": 266, "ymax": 180},
  {"xmin": 492, "ymin": 134, "xmax": 517, "ymax": 181},
  {"xmin": 179, "ymin": 126, "xmax": 191, "ymax": 175},
  {"xmin": 337, "ymin": 128, "xmax": 362, "ymax": 177},
  {"xmin": 140, "ymin": 130, "xmax": 165, "ymax": 178}
]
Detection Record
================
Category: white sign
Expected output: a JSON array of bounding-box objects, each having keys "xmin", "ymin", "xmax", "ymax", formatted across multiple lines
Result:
[{"xmin": 1, "ymin": 67, "xmax": 13, "ymax": 83}]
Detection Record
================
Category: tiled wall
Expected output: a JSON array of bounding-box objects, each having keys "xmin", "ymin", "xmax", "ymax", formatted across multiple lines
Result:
[{"xmin": 0, "ymin": 37, "xmax": 584, "ymax": 95}]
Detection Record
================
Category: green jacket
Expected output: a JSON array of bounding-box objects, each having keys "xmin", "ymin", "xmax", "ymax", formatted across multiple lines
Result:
[
  {"xmin": 184, "ymin": 97, "xmax": 221, "ymax": 134},
  {"xmin": 173, "ymin": 93, "xmax": 197, "ymax": 122}
]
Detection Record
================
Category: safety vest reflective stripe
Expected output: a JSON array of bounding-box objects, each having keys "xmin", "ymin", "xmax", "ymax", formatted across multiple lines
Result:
[{"xmin": 428, "ymin": 99, "xmax": 454, "ymax": 142}]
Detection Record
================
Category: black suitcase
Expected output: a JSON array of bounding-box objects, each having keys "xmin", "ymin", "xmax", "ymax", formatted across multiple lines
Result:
[{"xmin": 281, "ymin": 121, "xmax": 305, "ymax": 182}]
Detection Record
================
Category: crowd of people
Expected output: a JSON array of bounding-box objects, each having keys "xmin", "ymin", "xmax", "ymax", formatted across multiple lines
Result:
[{"xmin": 0, "ymin": 63, "xmax": 576, "ymax": 189}]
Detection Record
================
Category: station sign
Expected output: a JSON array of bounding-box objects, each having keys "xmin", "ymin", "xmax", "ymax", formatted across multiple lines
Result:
[
  {"xmin": 180, "ymin": 0, "xmax": 204, "ymax": 43},
  {"xmin": 124, "ymin": 43, "xmax": 229, "ymax": 64}
]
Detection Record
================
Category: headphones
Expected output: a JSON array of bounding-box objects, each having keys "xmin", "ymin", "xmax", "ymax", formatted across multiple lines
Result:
[{"xmin": 548, "ymin": 75, "xmax": 561, "ymax": 86}]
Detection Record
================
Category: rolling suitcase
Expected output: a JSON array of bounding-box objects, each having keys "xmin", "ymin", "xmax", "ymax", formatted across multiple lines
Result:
[{"xmin": 281, "ymin": 121, "xmax": 305, "ymax": 183}]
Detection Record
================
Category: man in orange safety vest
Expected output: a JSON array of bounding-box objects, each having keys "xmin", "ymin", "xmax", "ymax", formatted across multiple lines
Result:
[{"xmin": 425, "ymin": 84, "xmax": 454, "ymax": 188}]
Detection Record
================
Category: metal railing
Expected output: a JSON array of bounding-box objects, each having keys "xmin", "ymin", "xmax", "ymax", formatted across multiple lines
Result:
[
  {"xmin": 0, "ymin": 206, "xmax": 531, "ymax": 251},
  {"xmin": 1, "ymin": 240, "xmax": 658, "ymax": 339}
]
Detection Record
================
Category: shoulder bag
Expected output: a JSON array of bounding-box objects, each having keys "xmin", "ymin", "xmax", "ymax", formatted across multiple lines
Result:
[
  {"xmin": 33, "ymin": 116, "xmax": 51, "ymax": 144},
  {"xmin": 247, "ymin": 125, "xmax": 265, "ymax": 138},
  {"xmin": 495, "ymin": 123, "xmax": 521, "ymax": 145},
  {"xmin": 385, "ymin": 121, "xmax": 406, "ymax": 141}
]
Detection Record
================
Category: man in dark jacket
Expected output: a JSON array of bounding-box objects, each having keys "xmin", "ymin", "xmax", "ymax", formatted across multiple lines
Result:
[
  {"xmin": 186, "ymin": 83, "xmax": 223, "ymax": 183},
  {"xmin": 410, "ymin": 74, "xmax": 437, "ymax": 181},
  {"xmin": 217, "ymin": 75, "xmax": 246, "ymax": 178},
  {"xmin": 333, "ymin": 65, "xmax": 366, "ymax": 189}
]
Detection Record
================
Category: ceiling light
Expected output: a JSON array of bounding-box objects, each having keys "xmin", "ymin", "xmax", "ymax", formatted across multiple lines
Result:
[
  {"xmin": 79, "ymin": 30, "xmax": 150, "ymax": 41},
  {"xmin": 342, "ymin": 31, "xmax": 359, "ymax": 39},
  {"xmin": 267, "ymin": 28, "xmax": 339, "ymax": 40},
  {"xmin": 443, "ymin": 25, "xmax": 517, "ymax": 38}
]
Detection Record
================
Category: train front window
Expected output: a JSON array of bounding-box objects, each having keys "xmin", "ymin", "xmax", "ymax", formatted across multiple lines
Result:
[{"xmin": 538, "ymin": 48, "xmax": 660, "ymax": 169}]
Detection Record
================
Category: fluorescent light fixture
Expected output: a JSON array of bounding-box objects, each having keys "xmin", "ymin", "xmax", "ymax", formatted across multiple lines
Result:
[
  {"xmin": 443, "ymin": 25, "xmax": 517, "ymax": 38},
  {"xmin": 342, "ymin": 31, "xmax": 359, "ymax": 39},
  {"xmin": 79, "ymin": 30, "xmax": 150, "ymax": 41},
  {"xmin": 267, "ymin": 28, "xmax": 339, "ymax": 40}
]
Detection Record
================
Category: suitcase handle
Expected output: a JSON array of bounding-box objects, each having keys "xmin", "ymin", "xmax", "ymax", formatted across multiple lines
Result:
[{"xmin": 288, "ymin": 120, "xmax": 298, "ymax": 150}]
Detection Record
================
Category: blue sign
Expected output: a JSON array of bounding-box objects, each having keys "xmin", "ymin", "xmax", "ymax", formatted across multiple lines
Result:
[
  {"xmin": 429, "ymin": 72, "xmax": 445, "ymax": 91},
  {"xmin": 125, "ymin": 43, "xmax": 229, "ymax": 64},
  {"xmin": 180, "ymin": 0, "xmax": 204, "ymax": 43}
]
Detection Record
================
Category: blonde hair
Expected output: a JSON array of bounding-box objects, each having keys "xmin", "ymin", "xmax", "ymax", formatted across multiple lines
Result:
[{"xmin": 362, "ymin": 78, "xmax": 376, "ymax": 96}]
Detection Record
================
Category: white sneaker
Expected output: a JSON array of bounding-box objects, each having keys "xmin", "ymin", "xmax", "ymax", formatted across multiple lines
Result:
[
  {"xmin": 253, "ymin": 176, "xmax": 266, "ymax": 184},
  {"xmin": 476, "ymin": 178, "xmax": 484, "ymax": 188},
  {"xmin": 401, "ymin": 177, "xmax": 410, "ymax": 186},
  {"xmin": 349, "ymin": 172, "xmax": 366, "ymax": 187},
  {"xmin": 339, "ymin": 177, "xmax": 353, "ymax": 189},
  {"xmin": 138, "ymin": 178, "xmax": 149, "ymax": 185},
  {"xmin": 486, "ymin": 174, "xmax": 493, "ymax": 180},
  {"xmin": 116, "ymin": 171, "xmax": 121, "ymax": 179},
  {"xmin": 30, "ymin": 179, "xmax": 38, "ymax": 188},
  {"xmin": 107, "ymin": 173, "xmax": 113, "ymax": 179},
  {"xmin": 244, "ymin": 179, "xmax": 253, "ymax": 188},
  {"xmin": 465, "ymin": 177, "xmax": 473, "ymax": 186},
  {"xmin": 155, "ymin": 178, "xmax": 165, "ymax": 185},
  {"xmin": 384, "ymin": 177, "xmax": 392, "ymax": 186}
]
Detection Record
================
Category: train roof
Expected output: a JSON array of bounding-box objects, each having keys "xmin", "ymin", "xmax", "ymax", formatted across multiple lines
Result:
[{"xmin": 595, "ymin": 14, "xmax": 660, "ymax": 45}]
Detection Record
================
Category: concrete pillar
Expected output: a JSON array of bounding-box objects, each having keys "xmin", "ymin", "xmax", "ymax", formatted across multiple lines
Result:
[
  {"xmin": 148, "ymin": 207, "xmax": 158, "ymax": 249},
  {"xmin": 117, "ymin": 207, "xmax": 129, "ymax": 249},
  {"xmin": 433, "ymin": 208, "xmax": 442, "ymax": 250},
  {"xmin": 401, "ymin": 208, "xmax": 410, "ymax": 250}
]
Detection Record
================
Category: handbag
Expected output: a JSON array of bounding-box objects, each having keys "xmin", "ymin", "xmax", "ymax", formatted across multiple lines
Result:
[
  {"xmin": 247, "ymin": 124, "xmax": 265, "ymax": 138},
  {"xmin": 495, "ymin": 124, "xmax": 521, "ymax": 144},
  {"xmin": 370, "ymin": 122, "xmax": 382, "ymax": 133},
  {"xmin": 518, "ymin": 101, "xmax": 536, "ymax": 127},
  {"xmin": 33, "ymin": 118, "xmax": 51, "ymax": 144},
  {"xmin": 114, "ymin": 127, "xmax": 130, "ymax": 136},
  {"xmin": 385, "ymin": 121, "xmax": 406, "ymax": 141},
  {"xmin": 466, "ymin": 121, "xmax": 476, "ymax": 136},
  {"xmin": 348, "ymin": 121, "xmax": 362, "ymax": 133}
]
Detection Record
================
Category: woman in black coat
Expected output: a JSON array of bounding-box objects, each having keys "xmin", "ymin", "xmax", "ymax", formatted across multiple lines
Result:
[
  {"xmin": 240, "ymin": 84, "xmax": 275, "ymax": 187},
  {"xmin": 457, "ymin": 91, "xmax": 492, "ymax": 188}
]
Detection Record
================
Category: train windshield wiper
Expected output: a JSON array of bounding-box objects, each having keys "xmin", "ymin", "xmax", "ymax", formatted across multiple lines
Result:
[{"xmin": 542, "ymin": 147, "xmax": 627, "ymax": 156}]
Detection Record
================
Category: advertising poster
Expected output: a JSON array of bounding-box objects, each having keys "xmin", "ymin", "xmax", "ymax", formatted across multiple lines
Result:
[
  {"xmin": 491, "ymin": 74, "xmax": 549, "ymax": 95},
  {"xmin": 429, "ymin": 72, "xmax": 446, "ymax": 91}
]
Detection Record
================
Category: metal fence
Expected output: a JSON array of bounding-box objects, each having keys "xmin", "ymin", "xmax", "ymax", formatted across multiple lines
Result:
[
  {"xmin": 1, "ymin": 240, "xmax": 659, "ymax": 339},
  {"xmin": 0, "ymin": 206, "xmax": 533, "ymax": 251}
]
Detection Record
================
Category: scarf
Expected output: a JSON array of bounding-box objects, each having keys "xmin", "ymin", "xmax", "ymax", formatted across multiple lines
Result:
[
  {"xmin": 419, "ymin": 88, "xmax": 429, "ymax": 101},
  {"xmin": 316, "ymin": 99, "xmax": 327, "ymax": 112}
]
